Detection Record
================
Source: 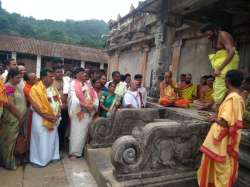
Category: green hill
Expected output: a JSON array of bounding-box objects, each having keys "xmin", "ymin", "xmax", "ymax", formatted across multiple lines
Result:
[{"xmin": 0, "ymin": 4, "xmax": 109, "ymax": 48}]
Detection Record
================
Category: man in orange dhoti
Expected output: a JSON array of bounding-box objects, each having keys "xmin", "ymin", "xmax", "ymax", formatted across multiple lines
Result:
[
  {"xmin": 159, "ymin": 71, "xmax": 190, "ymax": 108},
  {"xmin": 197, "ymin": 70, "xmax": 245, "ymax": 187}
]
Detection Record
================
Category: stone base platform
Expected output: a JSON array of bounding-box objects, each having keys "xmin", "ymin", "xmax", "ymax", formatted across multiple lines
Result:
[{"xmin": 85, "ymin": 147, "xmax": 198, "ymax": 187}]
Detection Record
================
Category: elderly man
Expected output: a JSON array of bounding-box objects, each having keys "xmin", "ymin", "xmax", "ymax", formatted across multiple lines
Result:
[
  {"xmin": 29, "ymin": 69, "xmax": 61, "ymax": 167},
  {"xmin": 123, "ymin": 80, "xmax": 142, "ymax": 108},
  {"xmin": 179, "ymin": 73, "xmax": 197, "ymax": 101},
  {"xmin": 18, "ymin": 63, "xmax": 27, "ymax": 90}
]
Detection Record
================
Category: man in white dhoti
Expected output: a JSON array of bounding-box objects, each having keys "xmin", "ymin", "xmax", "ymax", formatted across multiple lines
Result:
[
  {"xmin": 123, "ymin": 81, "xmax": 142, "ymax": 109},
  {"xmin": 68, "ymin": 68, "xmax": 98, "ymax": 159},
  {"xmin": 29, "ymin": 69, "xmax": 62, "ymax": 167}
]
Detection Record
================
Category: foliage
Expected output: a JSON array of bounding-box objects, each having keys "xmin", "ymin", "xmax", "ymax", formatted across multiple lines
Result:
[{"xmin": 0, "ymin": 6, "xmax": 108, "ymax": 48}]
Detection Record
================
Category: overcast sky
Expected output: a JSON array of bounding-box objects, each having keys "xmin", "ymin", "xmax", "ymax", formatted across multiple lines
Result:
[{"xmin": 1, "ymin": 0, "xmax": 142, "ymax": 22}]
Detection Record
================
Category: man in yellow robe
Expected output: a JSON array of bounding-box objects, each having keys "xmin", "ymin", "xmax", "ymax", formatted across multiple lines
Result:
[
  {"xmin": 197, "ymin": 70, "xmax": 245, "ymax": 187},
  {"xmin": 179, "ymin": 73, "xmax": 197, "ymax": 101},
  {"xmin": 200, "ymin": 23, "xmax": 239, "ymax": 105},
  {"xmin": 159, "ymin": 71, "xmax": 190, "ymax": 108}
]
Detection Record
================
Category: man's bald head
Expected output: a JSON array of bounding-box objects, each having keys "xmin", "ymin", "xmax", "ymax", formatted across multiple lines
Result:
[
  {"xmin": 164, "ymin": 71, "xmax": 173, "ymax": 84},
  {"xmin": 164, "ymin": 71, "xmax": 172, "ymax": 78}
]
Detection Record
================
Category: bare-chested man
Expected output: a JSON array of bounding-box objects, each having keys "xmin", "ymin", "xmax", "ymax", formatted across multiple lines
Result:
[{"xmin": 200, "ymin": 23, "xmax": 239, "ymax": 106}]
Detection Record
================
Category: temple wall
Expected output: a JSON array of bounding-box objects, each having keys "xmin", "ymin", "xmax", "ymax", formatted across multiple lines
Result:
[
  {"xmin": 176, "ymin": 37, "xmax": 212, "ymax": 84},
  {"xmin": 118, "ymin": 49, "xmax": 141, "ymax": 77},
  {"xmin": 238, "ymin": 42, "xmax": 250, "ymax": 75},
  {"xmin": 145, "ymin": 47, "xmax": 157, "ymax": 89}
]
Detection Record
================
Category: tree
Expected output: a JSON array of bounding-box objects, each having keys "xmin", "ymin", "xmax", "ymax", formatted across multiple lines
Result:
[
  {"xmin": 49, "ymin": 30, "xmax": 66, "ymax": 42},
  {"xmin": 0, "ymin": 4, "xmax": 108, "ymax": 48}
]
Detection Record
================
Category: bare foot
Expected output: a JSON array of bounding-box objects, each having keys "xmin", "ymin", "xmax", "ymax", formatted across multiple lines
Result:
[{"xmin": 68, "ymin": 155, "xmax": 77, "ymax": 160}]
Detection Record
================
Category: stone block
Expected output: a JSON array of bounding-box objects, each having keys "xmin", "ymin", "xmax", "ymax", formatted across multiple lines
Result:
[
  {"xmin": 111, "ymin": 121, "xmax": 209, "ymax": 181},
  {"xmin": 90, "ymin": 108, "xmax": 159, "ymax": 148}
]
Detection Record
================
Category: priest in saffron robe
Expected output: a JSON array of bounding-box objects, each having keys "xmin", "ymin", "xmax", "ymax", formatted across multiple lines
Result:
[
  {"xmin": 159, "ymin": 71, "xmax": 190, "ymax": 108},
  {"xmin": 197, "ymin": 70, "xmax": 245, "ymax": 187},
  {"xmin": 179, "ymin": 73, "xmax": 197, "ymax": 101},
  {"xmin": 29, "ymin": 69, "xmax": 61, "ymax": 167}
]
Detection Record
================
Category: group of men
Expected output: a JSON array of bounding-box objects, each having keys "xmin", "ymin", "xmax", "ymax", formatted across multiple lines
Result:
[
  {"xmin": 159, "ymin": 72, "xmax": 214, "ymax": 109},
  {"xmin": 0, "ymin": 58, "xmax": 148, "ymax": 169}
]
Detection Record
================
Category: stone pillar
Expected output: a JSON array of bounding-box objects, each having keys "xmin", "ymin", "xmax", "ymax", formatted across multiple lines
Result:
[
  {"xmin": 107, "ymin": 55, "xmax": 112, "ymax": 79},
  {"xmin": 140, "ymin": 46, "xmax": 150, "ymax": 84},
  {"xmin": 114, "ymin": 52, "xmax": 120, "ymax": 71},
  {"xmin": 81, "ymin": 61, "xmax": 85, "ymax": 68},
  {"xmin": 36, "ymin": 55, "xmax": 42, "ymax": 78},
  {"xmin": 100, "ymin": 63, "xmax": 105, "ymax": 70},
  {"xmin": 171, "ymin": 40, "xmax": 182, "ymax": 82},
  {"xmin": 11, "ymin": 52, "xmax": 17, "ymax": 60},
  {"xmin": 149, "ymin": 0, "xmax": 181, "ymax": 98}
]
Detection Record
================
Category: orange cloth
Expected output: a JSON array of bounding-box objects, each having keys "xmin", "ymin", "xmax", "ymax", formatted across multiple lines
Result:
[
  {"xmin": 0, "ymin": 79, "xmax": 8, "ymax": 106},
  {"xmin": 29, "ymin": 81, "xmax": 60, "ymax": 130},
  {"xmin": 197, "ymin": 92, "xmax": 245, "ymax": 187},
  {"xmin": 23, "ymin": 83, "xmax": 32, "ymax": 100},
  {"xmin": 174, "ymin": 99, "xmax": 191, "ymax": 108},
  {"xmin": 159, "ymin": 82, "xmax": 190, "ymax": 108},
  {"xmin": 159, "ymin": 97, "xmax": 190, "ymax": 108},
  {"xmin": 159, "ymin": 97, "xmax": 175, "ymax": 106}
]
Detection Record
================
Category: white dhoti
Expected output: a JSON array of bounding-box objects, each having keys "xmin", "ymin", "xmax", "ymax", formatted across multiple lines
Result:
[
  {"xmin": 68, "ymin": 80, "xmax": 98, "ymax": 157},
  {"xmin": 69, "ymin": 113, "xmax": 91, "ymax": 156},
  {"xmin": 30, "ymin": 111, "xmax": 60, "ymax": 166}
]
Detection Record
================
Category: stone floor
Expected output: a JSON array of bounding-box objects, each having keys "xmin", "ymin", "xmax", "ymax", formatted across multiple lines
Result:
[{"xmin": 0, "ymin": 156, "xmax": 98, "ymax": 187}]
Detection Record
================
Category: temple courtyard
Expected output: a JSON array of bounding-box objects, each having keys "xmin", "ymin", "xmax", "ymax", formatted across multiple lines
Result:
[{"xmin": 0, "ymin": 155, "xmax": 97, "ymax": 187}]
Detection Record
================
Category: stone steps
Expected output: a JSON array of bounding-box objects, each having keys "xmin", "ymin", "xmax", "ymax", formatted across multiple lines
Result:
[{"xmin": 85, "ymin": 146, "xmax": 198, "ymax": 187}]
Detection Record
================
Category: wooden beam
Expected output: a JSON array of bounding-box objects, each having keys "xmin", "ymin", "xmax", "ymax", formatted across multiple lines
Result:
[{"xmin": 168, "ymin": 0, "xmax": 219, "ymax": 15}]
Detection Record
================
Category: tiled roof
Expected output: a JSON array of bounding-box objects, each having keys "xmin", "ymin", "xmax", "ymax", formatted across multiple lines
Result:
[{"xmin": 0, "ymin": 34, "xmax": 108, "ymax": 63}]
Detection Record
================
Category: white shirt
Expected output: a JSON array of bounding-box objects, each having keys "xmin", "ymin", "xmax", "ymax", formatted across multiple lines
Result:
[
  {"xmin": 123, "ymin": 90, "xmax": 142, "ymax": 109},
  {"xmin": 63, "ymin": 76, "xmax": 71, "ymax": 95}
]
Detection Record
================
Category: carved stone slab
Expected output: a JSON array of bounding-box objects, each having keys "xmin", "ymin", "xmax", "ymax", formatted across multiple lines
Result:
[
  {"xmin": 89, "ymin": 108, "xmax": 160, "ymax": 148},
  {"xmin": 111, "ymin": 121, "xmax": 209, "ymax": 181}
]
